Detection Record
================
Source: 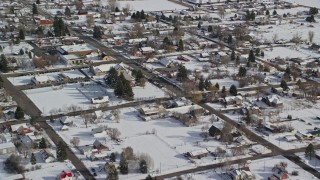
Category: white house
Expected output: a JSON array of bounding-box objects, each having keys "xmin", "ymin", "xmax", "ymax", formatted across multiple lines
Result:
[
  {"xmin": 0, "ymin": 142, "xmax": 16, "ymax": 155},
  {"xmin": 91, "ymin": 96, "xmax": 109, "ymax": 104}
]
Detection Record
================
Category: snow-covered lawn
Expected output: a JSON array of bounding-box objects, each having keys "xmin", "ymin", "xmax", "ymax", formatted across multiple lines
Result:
[
  {"xmin": 24, "ymin": 83, "xmax": 108, "ymax": 115},
  {"xmin": 210, "ymin": 78, "xmax": 239, "ymax": 88},
  {"xmin": 101, "ymin": 0, "xmax": 188, "ymax": 12},
  {"xmin": 132, "ymin": 82, "xmax": 167, "ymax": 100},
  {"xmin": 262, "ymin": 46, "xmax": 320, "ymax": 60}
]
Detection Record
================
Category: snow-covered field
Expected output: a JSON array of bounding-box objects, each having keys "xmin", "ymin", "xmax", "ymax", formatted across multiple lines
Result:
[
  {"xmin": 50, "ymin": 107, "xmax": 263, "ymax": 179},
  {"xmin": 262, "ymin": 46, "xmax": 320, "ymax": 60},
  {"xmin": 101, "ymin": 0, "xmax": 188, "ymax": 12},
  {"xmin": 284, "ymin": 0, "xmax": 320, "ymax": 8},
  {"xmin": 24, "ymin": 83, "xmax": 108, "ymax": 115}
]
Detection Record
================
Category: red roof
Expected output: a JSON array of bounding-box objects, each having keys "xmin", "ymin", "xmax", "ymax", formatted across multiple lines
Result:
[
  {"xmin": 59, "ymin": 172, "xmax": 73, "ymax": 179},
  {"xmin": 39, "ymin": 19, "xmax": 53, "ymax": 25}
]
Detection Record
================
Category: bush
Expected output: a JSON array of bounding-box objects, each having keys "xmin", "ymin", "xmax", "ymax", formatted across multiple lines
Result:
[{"xmin": 292, "ymin": 170, "xmax": 299, "ymax": 176}]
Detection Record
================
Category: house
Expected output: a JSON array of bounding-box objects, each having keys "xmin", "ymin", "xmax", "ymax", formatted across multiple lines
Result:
[
  {"xmin": 295, "ymin": 131, "xmax": 313, "ymax": 140},
  {"xmin": 94, "ymin": 110, "xmax": 103, "ymax": 119},
  {"xmin": 56, "ymin": 44, "xmax": 99, "ymax": 56},
  {"xmin": 60, "ymin": 54, "xmax": 85, "ymax": 65},
  {"xmin": 208, "ymin": 125, "xmax": 223, "ymax": 140},
  {"xmin": 159, "ymin": 57, "xmax": 173, "ymax": 67},
  {"xmin": 91, "ymin": 127, "xmax": 104, "ymax": 136},
  {"xmin": 139, "ymin": 105, "xmax": 166, "ymax": 117},
  {"xmin": 262, "ymin": 95, "xmax": 283, "ymax": 107},
  {"xmin": 223, "ymin": 95, "xmax": 243, "ymax": 105},
  {"xmin": 269, "ymin": 169, "xmax": 289, "ymax": 180},
  {"xmin": 89, "ymin": 64, "xmax": 114, "ymax": 76},
  {"xmin": 91, "ymin": 96, "xmax": 109, "ymax": 104},
  {"xmin": 11, "ymin": 123, "xmax": 28, "ymax": 132},
  {"xmin": 60, "ymin": 116, "xmax": 73, "ymax": 126},
  {"xmin": 61, "ymin": 125, "xmax": 69, "ymax": 131},
  {"xmin": 229, "ymin": 167, "xmax": 254, "ymax": 180},
  {"xmin": 140, "ymin": 47, "xmax": 155, "ymax": 54},
  {"xmin": 40, "ymin": 149, "xmax": 55, "ymax": 163},
  {"xmin": 31, "ymin": 75, "xmax": 55, "ymax": 84},
  {"xmin": 284, "ymin": 135, "xmax": 297, "ymax": 142},
  {"xmin": 93, "ymin": 139, "xmax": 108, "ymax": 150},
  {"xmin": 79, "ymin": 145, "xmax": 93, "ymax": 156},
  {"xmin": 186, "ymin": 149, "xmax": 209, "ymax": 159},
  {"xmin": 39, "ymin": 19, "xmax": 53, "ymax": 27},
  {"xmin": 58, "ymin": 171, "xmax": 73, "ymax": 180},
  {"xmin": 0, "ymin": 142, "xmax": 16, "ymax": 155}
]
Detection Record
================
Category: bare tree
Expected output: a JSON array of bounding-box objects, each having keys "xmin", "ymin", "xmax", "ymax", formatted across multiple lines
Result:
[
  {"xmin": 81, "ymin": 112, "xmax": 93, "ymax": 128},
  {"xmin": 272, "ymin": 33, "xmax": 278, "ymax": 43},
  {"xmin": 86, "ymin": 15, "xmax": 95, "ymax": 27},
  {"xmin": 111, "ymin": 109, "xmax": 120, "ymax": 123},
  {"xmin": 308, "ymin": 31, "xmax": 315, "ymax": 43},
  {"xmin": 108, "ymin": 0, "xmax": 119, "ymax": 12},
  {"xmin": 218, "ymin": 6, "xmax": 225, "ymax": 19},
  {"xmin": 109, "ymin": 128, "xmax": 121, "ymax": 140},
  {"xmin": 70, "ymin": 137, "xmax": 80, "ymax": 147},
  {"xmin": 138, "ymin": 152, "xmax": 154, "ymax": 169}
]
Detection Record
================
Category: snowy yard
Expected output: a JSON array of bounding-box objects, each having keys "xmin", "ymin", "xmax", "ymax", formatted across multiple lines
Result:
[{"xmin": 101, "ymin": 0, "xmax": 188, "ymax": 12}]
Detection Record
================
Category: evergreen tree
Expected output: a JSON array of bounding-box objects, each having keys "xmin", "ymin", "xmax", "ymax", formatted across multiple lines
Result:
[
  {"xmin": 15, "ymin": 106, "xmax": 24, "ymax": 119},
  {"xmin": 31, "ymin": 153, "xmax": 36, "ymax": 165},
  {"xmin": 238, "ymin": 66, "xmax": 247, "ymax": 77},
  {"xmin": 248, "ymin": 50, "xmax": 255, "ymax": 62},
  {"xmin": 178, "ymin": 39, "xmax": 184, "ymax": 51},
  {"xmin": 93, "ymin": 26, "xmax": 102, "ymax": 39},
  {"xmin": 32, "ymin": 3, "xmax": 38, "ymax": 15},
  {"xmin": 39, "ymin": 138, "xmax": 47, "ymax": 149},
  {"xmin": 305, "ymin": 143, "xmax": 315, "ymax": 160},
  {"xmin": 114, "ymin": 79, "xmax": 124, "ymax": 97},
  {"xmin": 19, "ymin": 49, "xmax": 24, "ymax": 55},
  {"xmin": 110, "ymin": 152, "xmax": 116, "ymax": 162},
  {"xmin": 229, "ymin": 85, "xmax": 238, "ymax": 96},
  {"xmin": 106, "ymin": 67, "xmax": 118, "ymax": 87},
  {"xmin": 250, "ymin": 11, "xmax": 255, "ymax": 20},
  {"xmin": 208, "ymin": 25, "xmax": 213, "ymax": 32},
  {"xmin": 107, "ymin": 164, "xmax": 119, "ymax": 180},
  {"xmin": 215, "ymin": 83, "xmax": 220, "ymax": 90},
  {"xmin": 177, "ymin": 65, "xmax": 188, "ymax": 82},
  {"xmin": 204, "ymin": 79, "xmax": 212, "ymax": 90},
  {"xmin": 197, "ymin": 22, "xmax": 201, "ymax": 29},
  {"xmin": 36, "ymin": 0, "xmax": 40, "ymax": 4},
  {"xmin": 140, "ymin": 159, "xmax": 148, "ymax": 173},
  {"xmin": 280, "ymin": 80, "xmax": 288, "ymax": 91},
  {"xmin": 57, "ymin": 141, "xmax": 67, "ymax": 162},
  {"xmin": 0, "ymin": 54, "xmax": 9, "ymax": 73},
  {"xmin": 273, "ymin": 10, "xmax": 277, "ymax": 16},
  {"xmin": 266, "ymin": 10, "xmax": 270, "ymax": 16},
  {"xmin": 53, "ymin": 17, "xmax": 66, "ymax": 37},
  {"xmin": 19, "ymin": 29, "xmax": 25, "ymax": 40},
  {"xmin": 119, "ymin": 152, "xmax": 128, "ymax": 174},
  {"xmin": 227, "ymin": 34, "xmax": 232, "ymax": 44},
  {"xmin": 230, "ymin": 50, "xmax": 235, "ymax": 61},
  {"xmin": 260, "ymin": 51, "xmax": 264, "ymax": 57},
  {"xmin": 306, "ymin": 15, "xmax": 316, "ymax": 23},
  {"xmin": 115, "ymin": 7, "xmax": 120, "ymax": 12},
  {"xmin": 145, "ymin": 175, "xmax": 153, "ymax": 180},
  {"xmin": 221, "ymin": 86, "xmax": 226, "ymax": 93},
  {"xmin": 28, "ymin": 52, "xmax": 32, "ymax": 59},
  {"xmin": 236, "ymin": 55, "xmax": 240, "ymax": 65},
  {"xmin": 131, "ymin": 13, "xmax": 137, "ymax": 19},
  {"xmin": 141, "ymin": 10, "xmax": 145, "ymax": 19},
  {"xmin": 135, "ymin": 70, "xmax": 144, "ymax": 82},
  {"xmin": 199, "ymin": 76, "xmax": 205, "ymax": 91},
  {"xmin": 65, "ymin": 7, "xmax": 71, "ymax": 17},
  {"xmin": 309, "ymin": 7, "xmax": 318, "ymax": 15}
]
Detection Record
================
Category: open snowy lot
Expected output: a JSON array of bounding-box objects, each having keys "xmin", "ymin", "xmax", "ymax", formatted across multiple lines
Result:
[
  {"xmin": 101, "ymin": 0, "xmax": 188, "ymax": 12},
  {"xmin": 262, "ymin": 46, "xmax": 320, "ymax": 60},
  {"xmin": 284, "ymin": 0, "xmax": 320, "ymax": 8},
  {"xmin": 24, "ymin": 83, "xmax": 108, "ymax": 115}
]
